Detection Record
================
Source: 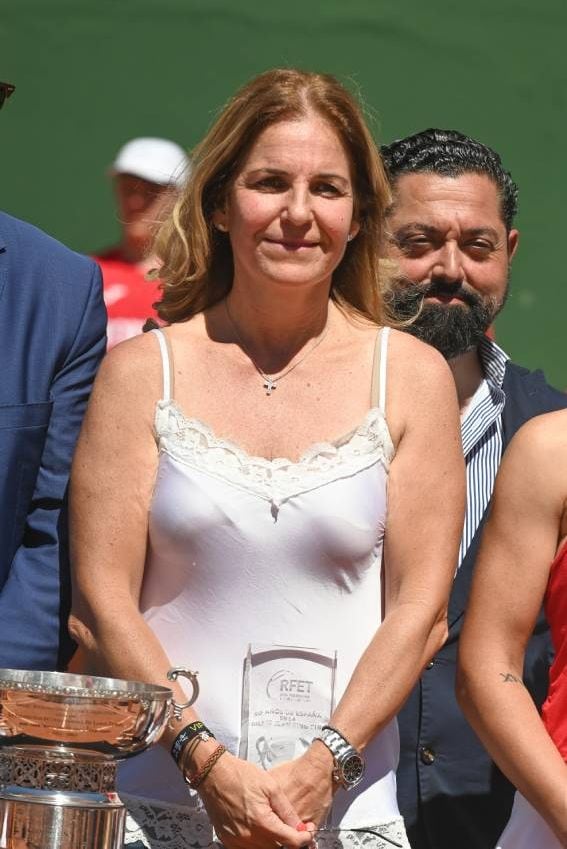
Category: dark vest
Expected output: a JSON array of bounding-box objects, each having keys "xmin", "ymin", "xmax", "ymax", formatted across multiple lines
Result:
[{"xmin": 396, "ymin": 361, "xmax": 567, "ymax": 849}]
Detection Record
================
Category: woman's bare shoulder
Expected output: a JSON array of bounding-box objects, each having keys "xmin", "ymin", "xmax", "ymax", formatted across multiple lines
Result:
[
  {"xmin": 504, "ymin": 409, "xmax": 567, "ymax": 492},
  {"xmin": 387, "ymin": 327, "xmax": 449, "ymax": 372},
  {"xmin": 485, "ymin": 409, "xmax": 567, "ymax": 544},
  {"xmin": 376, "ymin": 329, "xmax": 459, "ymax": 449},
  {"xmin": 88, "ymin": 331, "xmax": 166, "ymax": 425},
  {"xmin": 513, "ymin": 408, "xmax": 567, "ymax": 448},
  {"xmin": 342, "ymin": 320, "xmax": 450, "ymax": 381},
  {"xmin": 72, "ymin": 333, "xmax": 164, "ymax": 488},
  {"xmin": 386, "ymin": 328, "xmax": 456, "ymax": 402}
]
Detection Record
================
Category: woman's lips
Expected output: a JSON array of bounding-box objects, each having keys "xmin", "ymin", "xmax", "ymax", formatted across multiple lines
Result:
[{"xmin": 264, "ymin": 238, "xmax": 319, "ymax": 249}]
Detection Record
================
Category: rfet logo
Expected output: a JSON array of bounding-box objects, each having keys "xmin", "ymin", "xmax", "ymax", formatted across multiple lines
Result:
[{"xmin": 266, "ymin": 669, "xmax": 314, "ymax": 702}]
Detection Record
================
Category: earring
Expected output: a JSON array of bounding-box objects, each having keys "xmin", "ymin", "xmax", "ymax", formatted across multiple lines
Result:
[
  {"xmin": 347, "ymin": 233, "xmax": 354, "ymax": 242},
  {"xmin": 215, "ymin": 222, "xmax": 228, "ymax": 232}
]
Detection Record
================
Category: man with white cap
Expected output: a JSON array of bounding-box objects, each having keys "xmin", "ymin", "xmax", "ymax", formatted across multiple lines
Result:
[{"xmin": 94, "ymin": 137, "xmax": 189, "ymax": 348}]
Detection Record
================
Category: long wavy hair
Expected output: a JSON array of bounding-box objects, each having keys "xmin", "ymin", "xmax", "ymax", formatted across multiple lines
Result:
[{"xmin": 153, "ymin": 68, "xmax": 392, "ymax": 325}]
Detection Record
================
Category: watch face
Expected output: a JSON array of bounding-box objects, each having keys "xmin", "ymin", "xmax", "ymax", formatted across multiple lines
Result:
[{"xmin": 342, "ymin": 753, "xmax": 365, "ymax": 786}]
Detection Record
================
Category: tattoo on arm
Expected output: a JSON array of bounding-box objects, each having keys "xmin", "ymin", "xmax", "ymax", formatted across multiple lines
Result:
[{"xmin": 499, "ymin": 672, "xmax": 521, "ymax": 683}]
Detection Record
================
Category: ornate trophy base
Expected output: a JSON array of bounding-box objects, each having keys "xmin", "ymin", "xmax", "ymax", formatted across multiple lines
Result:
[
  {"xmin": 0, "ymin": 668, "xmax": 199, "ymax": 849},
  {"xmin": 0, "ymin": 790, "xmax": 125, "ymax": 849},
  {"xmin": 0, "ymin": 748, "xmax": 125, "ymax": 849}
]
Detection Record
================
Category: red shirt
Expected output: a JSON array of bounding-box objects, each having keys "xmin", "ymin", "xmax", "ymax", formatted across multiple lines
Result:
[
  {"xmin": 94, "ymin": 248, "xmax": 161, "ymax": 349},
  {"xmin": 542, "ymin": 539, "xmax": 567, "ymax": 760}
]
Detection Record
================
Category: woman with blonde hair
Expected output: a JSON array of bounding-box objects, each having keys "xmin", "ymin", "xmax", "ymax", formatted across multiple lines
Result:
[{"xmin": 70, "ymin": 68, "xmax": 464, "ymax": 849}]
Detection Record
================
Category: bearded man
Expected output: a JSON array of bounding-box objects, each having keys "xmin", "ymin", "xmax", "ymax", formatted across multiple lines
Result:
[{"xmin": 382, "ymin": 128, "xmax": 566, "ymax": 849}]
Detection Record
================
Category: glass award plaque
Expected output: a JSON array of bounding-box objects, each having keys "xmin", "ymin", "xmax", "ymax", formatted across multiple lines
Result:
[{"xmin": 240, "ymin": 644, "xmax": 337, "ymax": 770}]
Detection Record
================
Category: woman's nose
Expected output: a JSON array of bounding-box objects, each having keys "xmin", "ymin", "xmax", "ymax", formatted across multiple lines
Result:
[{"xmin": 283, "ymin": 186, "xmax": 313, "ymax": 226}]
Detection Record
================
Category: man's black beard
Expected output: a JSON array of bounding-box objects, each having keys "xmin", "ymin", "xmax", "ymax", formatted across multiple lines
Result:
[{"xmin": 385, "ymin": 277, "xmax": 507, "ymax": 361}]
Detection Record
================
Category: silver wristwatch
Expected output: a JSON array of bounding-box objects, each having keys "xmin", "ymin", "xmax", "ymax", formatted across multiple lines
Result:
[{"xmin": 315, "ymin": 725, "xmax": 365, "ymax": 790}]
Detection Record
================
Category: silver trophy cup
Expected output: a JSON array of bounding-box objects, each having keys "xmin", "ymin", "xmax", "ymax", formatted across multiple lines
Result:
[{"xmin": 0, "ymin": 668, "xmax": 198, "ymax": 849}]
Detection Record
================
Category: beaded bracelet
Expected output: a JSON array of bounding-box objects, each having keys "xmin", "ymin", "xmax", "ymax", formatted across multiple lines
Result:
[
  {"xmin": 184, "ymin": 743, "xmax": 227, "ymax": 789},
  {"xmin": 179, "ymin": 731, "xmax": 210, "ymax": 773},
  {"xmin": 171, "ymin": 721, "xmax": 215, "ymax": 765}
]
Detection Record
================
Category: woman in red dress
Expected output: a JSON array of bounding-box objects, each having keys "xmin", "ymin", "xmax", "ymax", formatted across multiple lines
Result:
[{"xmin": 457, "ymin": 408, "xmax": 567, "ymax": 848}]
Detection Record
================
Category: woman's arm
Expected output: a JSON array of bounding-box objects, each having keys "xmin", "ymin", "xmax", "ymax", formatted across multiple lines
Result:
[
  {"xmin": 70, "ymin": 337, "xmax": 174, "ymax": 687},
  {"xmin": 331, "ymin": 332, "xmax": 464, "ymax": 742},
  {"xmin": 69, "ymin": 335, "xmax": 190, "ymax": 711},
  {"xmin": 69, "ymin": 334, "xmax": 313, "ymax": 849},
  {"xmin": 457, "ymin": 411, "xmax": 567, "ymax": 846},
  {"xmin": 274, "ymin": 331, "xmax": 465, "ymax": 818}
]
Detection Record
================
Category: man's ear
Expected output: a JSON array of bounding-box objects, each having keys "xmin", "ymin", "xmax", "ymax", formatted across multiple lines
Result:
[{"xmin": 507, "ymin": 228, "xmax": 519, "ymax": 261}]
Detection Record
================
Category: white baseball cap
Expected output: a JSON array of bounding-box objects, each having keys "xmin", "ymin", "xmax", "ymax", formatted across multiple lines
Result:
[{"xmin": 110, "ymin": 137, "xmax": 190, "ymax": 188}]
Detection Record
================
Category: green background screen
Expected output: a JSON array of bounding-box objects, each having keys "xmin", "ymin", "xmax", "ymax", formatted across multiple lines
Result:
[{"xmin": 1, "ymin": 0, "xmax": 564, "ymax": 386}]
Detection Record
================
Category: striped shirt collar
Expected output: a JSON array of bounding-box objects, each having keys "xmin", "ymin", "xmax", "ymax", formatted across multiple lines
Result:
[
  {"xmin": 478, "ymin": 335, "xmax": 509, "ymax": 387},
  {"xmin": 460, "ymin": 337, "xmax": 508, "ymax": 457}
]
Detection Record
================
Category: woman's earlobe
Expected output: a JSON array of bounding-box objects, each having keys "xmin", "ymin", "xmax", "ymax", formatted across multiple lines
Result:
[
  {"xmin": 348, "ymin": 221, "xmax": 361, "ymax": 242},
  {"xmin": 212, "ymin": 209, "xmax": 228, "ymax": 233}
]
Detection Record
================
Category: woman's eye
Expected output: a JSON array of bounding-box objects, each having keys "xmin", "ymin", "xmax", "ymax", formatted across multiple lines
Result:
[
  {"xmin": 253, "ymin": 176, "xmax": 287, "ymax": 191},
  {"xmin": 313, "ymin": 182, "xmax": 342, "ymax": 196}
]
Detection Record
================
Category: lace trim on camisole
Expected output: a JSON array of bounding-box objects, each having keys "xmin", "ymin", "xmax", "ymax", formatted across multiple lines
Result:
[
  {"xmin": 122, "ymin": 793, "xmax": 410, "ymax": 849},
  {"xmin": 154, "ymin": 401, "xmax": 394, "ymax": 510}
]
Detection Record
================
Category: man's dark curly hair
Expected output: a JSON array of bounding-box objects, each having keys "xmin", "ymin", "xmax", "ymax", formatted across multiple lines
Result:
[{"xmin": 381, "ymin": 128, "xmax": 518, "ymax": 230}]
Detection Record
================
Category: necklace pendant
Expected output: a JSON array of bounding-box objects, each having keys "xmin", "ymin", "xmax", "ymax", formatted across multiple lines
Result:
[{"xmin": 263, "ymin": 378, "xmax": 277, "ymax": 396}]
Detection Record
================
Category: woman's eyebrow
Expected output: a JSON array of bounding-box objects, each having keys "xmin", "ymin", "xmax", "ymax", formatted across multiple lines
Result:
[
  {"xmin": 246, "ymin": 167, "xmax": 288, "ymax": 176},
  {"xmin": 246, "ymin": 167, "xmax": 349, "ymax": 185},
  {"xmin": 316, "ymin": 172, "xmax": 349, "ymax": 185}
]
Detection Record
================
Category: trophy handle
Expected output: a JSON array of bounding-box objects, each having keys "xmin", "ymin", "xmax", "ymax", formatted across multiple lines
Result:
[{"xmin": 167, "ymin": 667, "xmax": 200, "ymax": 722}]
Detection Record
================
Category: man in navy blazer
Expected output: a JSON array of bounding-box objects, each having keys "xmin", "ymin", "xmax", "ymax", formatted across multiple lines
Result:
[
  {"xmin": 0, "ymin": 79, "xmax": 106, "ymax": 671},
  {"xmin": 382, "ymin": 129, "xmax": 567, "ymax": 849}
]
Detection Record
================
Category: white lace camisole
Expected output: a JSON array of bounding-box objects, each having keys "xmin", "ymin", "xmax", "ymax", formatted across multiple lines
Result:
[{"xmin": 118, "ymin": 327, "xmax": 400, "ymax": 830}]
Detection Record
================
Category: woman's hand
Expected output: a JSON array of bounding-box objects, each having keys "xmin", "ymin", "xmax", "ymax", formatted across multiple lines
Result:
[
  {"xmin": 198, "ymin": 751, "xmax": 315, "ymax": 849},
  {"xmin": 270, "ymin": 742, "xmax": 336, "ymax": 829}
]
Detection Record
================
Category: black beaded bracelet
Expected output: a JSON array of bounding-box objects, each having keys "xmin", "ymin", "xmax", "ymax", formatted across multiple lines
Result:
[{"xmin": 171, "ymin": 721, "xmax": 215, "ymax": 765}]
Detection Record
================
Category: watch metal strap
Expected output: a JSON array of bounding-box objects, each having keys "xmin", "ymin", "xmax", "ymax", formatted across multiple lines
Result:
[{"xmin": 318, "ymin": 725, "xmax": 356, "ymax": 756}]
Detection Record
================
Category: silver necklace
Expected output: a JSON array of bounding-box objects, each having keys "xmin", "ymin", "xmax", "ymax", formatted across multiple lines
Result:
[{"xmin": 225, "ymin": 299, "xmax": 329, "ymax": 396}]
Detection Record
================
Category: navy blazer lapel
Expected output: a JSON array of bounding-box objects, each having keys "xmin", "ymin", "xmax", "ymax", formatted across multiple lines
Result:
[
  {"xmin": 500, "ymin": 364, "xmax": 548, "ymax": 442},
  {"xmin": 447, "ymin": 362, "xmax": 546, "ymax": 628}
]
